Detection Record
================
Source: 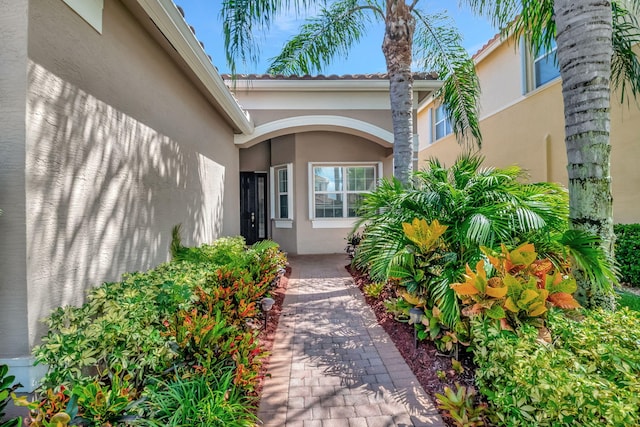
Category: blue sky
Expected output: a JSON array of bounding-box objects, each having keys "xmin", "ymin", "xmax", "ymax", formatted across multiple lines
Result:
[{"xmin": 175, "ymin": 1, "xmax": 497, "ymax": 75}]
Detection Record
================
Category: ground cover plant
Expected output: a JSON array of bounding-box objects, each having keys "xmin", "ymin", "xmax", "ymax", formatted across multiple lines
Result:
[
  {"xmin": 18, "ymin": 234, "xmax": 286, "ymax": 426},
  {"xmin": 472, "ymin": 308, "xmax": 640, "ymax": 426}
]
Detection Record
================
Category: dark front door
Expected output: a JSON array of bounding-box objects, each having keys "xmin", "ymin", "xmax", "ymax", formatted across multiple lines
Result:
[{"xmin": 240, "ymin": 172, "xmax": 268, "ymax": 245}]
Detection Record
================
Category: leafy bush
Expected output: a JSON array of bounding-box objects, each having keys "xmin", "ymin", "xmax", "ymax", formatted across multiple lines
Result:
[
  {"xmin": 354, "ymin": 154, "xmax": 615, "ymax": 328},
  {"xmin": 30, "ymin": 236, "xmax": 286, "ymax": 425},
  {"xmin": 138, "ymin": 364, "xmax": 258, "ymax": 427},
  {"xmin": 452, "ymin": 243, "xmax": 580, "ymax": 332},
  {"xmin": 614, "ymin": 223, "xmax": 640, "ymax": 286},
  {"xmin": 472, "ymin": 309, "xmax": 640, "ymax": 426},
  {"xmin": 1, "ymin": 364, "xmax": 22, "ymax": 427}
]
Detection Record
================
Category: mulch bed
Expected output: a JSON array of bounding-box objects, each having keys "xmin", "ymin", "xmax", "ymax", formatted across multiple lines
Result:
[
  {"xmin": 253, "ymin": 266, "xmax": 291, "ymax": 401},
  {"xmin": 346, "ymin": 264, "xmax": 477, "ymax": 426}
]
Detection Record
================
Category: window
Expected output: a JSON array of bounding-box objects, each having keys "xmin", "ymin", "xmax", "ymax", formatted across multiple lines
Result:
[
  {"xmin": 533, "ymin": 39, "xmax": 560, "ymax": 88},
  {"xmin": 310, "ymin": 164, "xmax": 379, "ymax": 220},
  {"xmin": 523, "ymin": 37, "xmax": 560, "ymax": 93},
  {"xmin": 270, "ymin": 164, "xmax": 293, "ymax": 223},
  {"xmin": 434, "ymin": 105, "xmax": 453, "ymax": 141}
]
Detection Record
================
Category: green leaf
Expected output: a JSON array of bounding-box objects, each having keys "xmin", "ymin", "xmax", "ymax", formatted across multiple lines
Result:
[{"xmin": 485, "ymin": 304, "xmax": 506, "ymax": 320}]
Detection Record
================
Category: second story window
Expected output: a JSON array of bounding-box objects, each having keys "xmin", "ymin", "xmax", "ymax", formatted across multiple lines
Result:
[
  {"xmin": 434, "ymin": 105, "xmax": 453, "ymax": 141},
  {"xmin": 533, "ymin": 39, "xmax": 560, "ymax": 88}
]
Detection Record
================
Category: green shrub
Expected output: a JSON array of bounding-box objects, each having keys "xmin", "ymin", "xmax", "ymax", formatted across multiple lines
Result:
[
  {"xmin": 472, "ymin": 308, "xmax": 640, "ymax": 426},
  {"xmin": 614, "ymin": 223, "xmax": 640, "ymax": 286},
  {"xmin": 1, "ymin": 364, "xmax": 22, "ymax": 427},
  {"xmin": 354, "ymin": 154, "xmax": 615, "ymax": 328},
  {"xmin": 138, "ymin": 365, "xmax": 258, "ymax": 427},
  {"xmin": 31, "ymin": 236, "xmax": 286, "ymax": 425},
  {"xmin": 617, "ymin": 289, "xmax": 640, "ymax": 312}
]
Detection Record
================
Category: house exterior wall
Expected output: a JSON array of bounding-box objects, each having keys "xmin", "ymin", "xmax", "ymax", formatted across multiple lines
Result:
[
  {"xmin": 270, "ymin": 135, "xmax": 297, "ymax": 253},
  {"xmin": 418, "ymin": 37, "xmax": 640, "ymax": 224},
  {"xmin": 247, "ymin": 109, "xmax": 395, "ymax": 134},
  {"xmin": 0, "ymin": 0, "xmax": 241, "ymax": 371},
  {"xmin": 0, "ymin": 0, "xmax": 30, "ymax": 357},
  {"xmin": 293, "ymin": 131, "xmax": 392, "ymax": 254}
]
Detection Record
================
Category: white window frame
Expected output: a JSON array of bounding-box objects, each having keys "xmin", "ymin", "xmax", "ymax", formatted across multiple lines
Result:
[
  {"xmin": 522, "ymin": 37, "xmax": 560, "ymax": 93},
  {"xmin": 270, "ymin": 163, "xmax": 293, "ymax": 228},
  {"xmin": 308, "ymin": 162, "xmax": 382, "ymax": 228},
  {"xmin": 433, "ymin": 105, "xmax": 453, "ymax": 141}
]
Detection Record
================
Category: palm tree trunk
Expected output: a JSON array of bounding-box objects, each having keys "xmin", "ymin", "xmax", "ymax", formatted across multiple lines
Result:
[
  {"xmin": 554, "ymin": 0, "xmax": 616, "ymax": 309},
  {"xmin": 382, "ymin": 1, "xmax": 415, "ymax": 185}
]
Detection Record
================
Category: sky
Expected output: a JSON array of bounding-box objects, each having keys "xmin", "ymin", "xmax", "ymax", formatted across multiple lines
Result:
[{"xmin": 175, "ymin": 1, "xmax": 497, "ymax": 75}]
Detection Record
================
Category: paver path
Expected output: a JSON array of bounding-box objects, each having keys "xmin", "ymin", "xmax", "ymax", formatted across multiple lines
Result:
[{"xmin": 258, "ymin": 254, "xmax": 445, "ymax": 427}]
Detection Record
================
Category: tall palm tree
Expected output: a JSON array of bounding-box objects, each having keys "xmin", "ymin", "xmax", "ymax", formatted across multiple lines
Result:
[
  {"xmin": 461, "ymin": 0, "xmax": 640, "ymax": 308},
  {"xmin": 221, "ymin": 0, "xmax": 482, "ymax": 184}
]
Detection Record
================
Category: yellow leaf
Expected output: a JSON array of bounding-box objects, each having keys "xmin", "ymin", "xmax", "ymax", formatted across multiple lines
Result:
[
  {"xmin": 504, "ymin": 297, "xmax": 519, "ymax": 313},
  {"xmin": 402, "ymin": 218, "xmax": 448, "ymax": 253},
  {"xmin": 528, "ymin": 302, "xmax": 547, "ymax": 317},
  {"xmin": 486, "ymin": 284, "xmax": 508, "ymax": 299},
  {"xmin": 519, "ymin": 289, "xmax": 540, "ymax": 306},
  {"xmin": 401, "ymin": 291, "xmax": 425, "ymax": 306},
  {"xmin": 451, "ymin": 281, "xmax": 479, "ymax": 296}
]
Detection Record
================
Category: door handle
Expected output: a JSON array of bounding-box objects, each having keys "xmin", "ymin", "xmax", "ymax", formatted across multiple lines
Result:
[{"xmin": 251, "ymin": 212, "xmax": 255, "ymax": 227}]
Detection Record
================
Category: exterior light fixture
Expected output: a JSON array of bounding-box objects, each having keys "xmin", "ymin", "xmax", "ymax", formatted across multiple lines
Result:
[
  {"xmin": 261, "ymin": 297, "xmax": 275, "ymax": 329},
  {"xmin": 409, "ymin": 307, "xmax": 424, "ymax": 349}
]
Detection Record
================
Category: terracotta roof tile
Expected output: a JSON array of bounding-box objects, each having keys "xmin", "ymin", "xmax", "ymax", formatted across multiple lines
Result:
[
  {"xmin": 472, "ymin": 31, "xmax": 502, "ymax": 60},
  {"xmin": 221, "ymin": 72, "xmax": 439, "ymax": 81}
]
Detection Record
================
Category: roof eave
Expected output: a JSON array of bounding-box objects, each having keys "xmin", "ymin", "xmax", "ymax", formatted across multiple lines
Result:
[{"xmin": 134, "ymin": 0, "xmax": 253, "ymax": 134}]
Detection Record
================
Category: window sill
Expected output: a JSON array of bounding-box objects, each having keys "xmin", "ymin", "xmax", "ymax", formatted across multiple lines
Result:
[
  {"xmin": 311, "ymin": 219, "xmax": 357, "ymax": 229},
  {"xmin": 273, "ymin": 219, "xmax": 293, "ymax": 229}
]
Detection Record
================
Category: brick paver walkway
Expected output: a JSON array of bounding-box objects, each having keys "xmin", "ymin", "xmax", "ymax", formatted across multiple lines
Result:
[{"xmin": 258, "ymin": 254, "xmax": 445, "ymax": 427}]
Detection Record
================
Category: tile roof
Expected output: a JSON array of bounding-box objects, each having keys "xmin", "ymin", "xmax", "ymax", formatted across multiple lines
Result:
[
  {"xmin": 221, "ymin": 72, "xmax": 439, "ymax": 81},
  {"xmin": 472, "ymin": 31, "xmax": 502, "ymax": 60}
]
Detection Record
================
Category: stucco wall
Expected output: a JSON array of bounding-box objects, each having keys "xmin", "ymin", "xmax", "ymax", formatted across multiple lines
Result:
[
  {"xmin": 475, "ymin": 39, "xmax": 522, "ymax": 116},
  {"xmin": 293, "ymin": 131, "xmax": 392, "ymax": 254},
  {"xmin": 0, "ymin": 0, "xmax": 30, "ymax": 357},
  {"xmin": 418, "ymin": 68, "xmax": 640, "ymax": 224},
  {"xmin": 270, "ymin": 135, "xmax": 297, "ymax": 253},
  {"xmin": 19, "ymin": 0, "xmax": 240, "ymax": 352}
]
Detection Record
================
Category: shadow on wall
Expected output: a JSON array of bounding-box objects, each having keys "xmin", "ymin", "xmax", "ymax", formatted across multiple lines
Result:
[{"xmin": 24, "ymin": 62, "xmax": 226, "ymax": 346}]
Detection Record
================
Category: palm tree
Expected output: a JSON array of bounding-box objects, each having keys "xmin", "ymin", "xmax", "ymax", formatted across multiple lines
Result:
[
  {"xmin": 461, "ymin": 0, "xmax": 640, "ymax": 308},
  {"xmin": 352, "ymin": 153, "xmax": 599, "ymax": 327},
  {"xmin": 221, "ymin": 0, "xmax": 482, "ymax": 184}
]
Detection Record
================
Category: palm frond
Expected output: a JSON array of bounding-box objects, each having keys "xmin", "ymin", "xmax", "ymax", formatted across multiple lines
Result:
[
  {"xmin": 267, "ymin": 0, "xmax": 381, "ymax": 74},
  {"xmin": 558, "ymin": 230, "xmax": 618, "ymax": 294},
  {"xmin": 611, "ymin": 1, "xmax": 640, "ymax": 104},
  {"xmin": 413, "ymin": 11, "xmax": 482, "ymax": 147},
  {"xmin": 221, "ymin": 0, "xmax": 320, "ymax": 74}
]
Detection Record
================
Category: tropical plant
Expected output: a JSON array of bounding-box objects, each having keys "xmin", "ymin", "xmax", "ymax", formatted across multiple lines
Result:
[
  {"xmin": 0, "ymin": 364, "xmax": 22, "ymax": 427},
  {"xmin": 472, "ymin": 308, "xmax": 640, "ymax": 426},
  {"xmin": 138, "ymin": 366, "xmax": 258, "ymax": 427},
  {"xmin": 353, "ymin": 153, "xmax": 577, "ymax": 326},
  {"xmin": 30, "ymin": 235, "xmax": 286, "ymax": 425},
  {"xmin": 461, "ymin": 0, "xmax": 640, "ymax": 308},
  {"xmin": 436, "ymin": 383, "xmax": 487, "ymax": 427},
  {"xmin": 452, "ymin": 243, "xmax": 581, "ymax": 334},
  {"xmin": 221, "ymin": 0, "xmax": 482, "ymax": 184}
]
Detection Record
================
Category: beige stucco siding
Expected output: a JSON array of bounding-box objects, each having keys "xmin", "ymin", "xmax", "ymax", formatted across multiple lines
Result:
[
  {"xmin": 270, "ymin": 135, "xmax": 297, "ymax": 253},
  {"xmin": 17, "ymin": 0, "xmax": 240, "ymax": 352},
  {"xmin": 418, "ymin": 54, "xmax": 640, "ymax": 224},
  {"xmin": 0, "ymin": 0, "xmax": 30, "ymax": 356},
  {"xmin": 475, "ymin": 40, "xmax": 522, "ymax": 117},
  {"xmin": 293, "ymin": 131, "xmax": 392, "ymax": 254}
]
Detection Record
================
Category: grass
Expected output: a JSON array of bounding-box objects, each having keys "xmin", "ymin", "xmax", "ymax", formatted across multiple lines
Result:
[{"xmin": 617, "ymin": 288, "xmax": 640, "ymax": 312}]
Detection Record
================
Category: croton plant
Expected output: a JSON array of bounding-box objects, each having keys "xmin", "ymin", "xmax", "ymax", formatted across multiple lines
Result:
[{"xmin": 451, "ymin": 243, "xmax": 580, "ymax": 337}]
